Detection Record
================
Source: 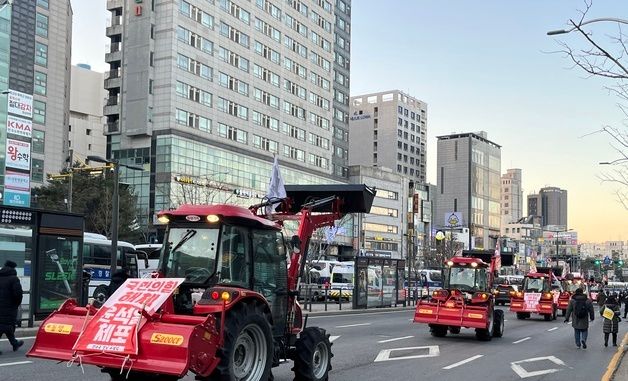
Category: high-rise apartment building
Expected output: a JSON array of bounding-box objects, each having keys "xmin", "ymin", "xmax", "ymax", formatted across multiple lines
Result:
[
  {"xmin": 435, "ymin": 131, "xmax": 501, "ymax": 249},
  {"xmin": 500, "ymin": 168, "xmax": 522, "ymax": 231},
  {"xmin": 348, "ymin": 90, "xmax": 427, "ymax": 182},
  {"xmin": 69, "ymin": 64, "xmax": 107, "ymax": 162},
  {"xmin": 105, "ymin": 0, "xmax": 351, "ymax": 229},
  {"xmin": 527, "ymin": 186, "xmax": 568, "ymax": 229},
  {"xmin": 0, "ymin": 0, "xmax": 72, "ymax": 207}
]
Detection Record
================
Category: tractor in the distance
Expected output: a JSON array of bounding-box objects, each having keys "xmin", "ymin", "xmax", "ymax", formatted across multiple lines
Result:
[
  {"xmin": 414, "ymin": 250, "xmax": 512, "ymax": 341},
  {"xmin": 509, "ymin": 267, "xmax": 562, "ymax": 321},
  {"xmin": 557, "ymin": 274, "xmax": 589, "ymax": 316},
  {"xmin": 28, "ymin": 184, "xmax": 375, "ymax": 381}
]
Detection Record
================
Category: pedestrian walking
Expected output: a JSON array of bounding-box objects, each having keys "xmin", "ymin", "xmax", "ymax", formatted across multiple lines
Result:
[
  {"xmin": 601, "ymin": 295, "xmax": 621, "ymax": 347},
  {"xmin": 597, "ymin": 289, "xmax": 607, "ymax": 311},
  {"xmin": 0, "ymin": 260, "xmax": 24, "ymax": 355},
  {"xmin": 621, "ymin": 290, "xmax": 628, "ymax": 319},
  {"xmin": 565, "ymin": 288, "xmax": 595, "ymax": 349}
]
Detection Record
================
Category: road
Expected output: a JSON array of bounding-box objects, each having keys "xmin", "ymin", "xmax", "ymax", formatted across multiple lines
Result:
[{"xmin": 0, "ymin": 307, "xmax": 619, "ymax": 381}]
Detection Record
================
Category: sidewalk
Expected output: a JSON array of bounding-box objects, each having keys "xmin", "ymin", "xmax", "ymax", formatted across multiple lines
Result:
[{"xmin": 608, "ymin": 332, "xmax": 628, "ymax": 381}]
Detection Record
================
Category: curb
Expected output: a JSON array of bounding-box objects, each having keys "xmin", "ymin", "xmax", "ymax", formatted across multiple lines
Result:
[{"xmin": 602, "ymin": 331, "xmax": 628, "ymax": 381}]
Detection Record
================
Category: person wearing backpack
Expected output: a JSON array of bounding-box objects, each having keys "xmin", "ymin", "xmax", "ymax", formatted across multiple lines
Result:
[
  {"xmin": 565, "ymin": 288, "xmax": 595, "ymax": 349},
  {"xmin": 601, "ymin": 295, "xmax": 621, "ymax": 347}
]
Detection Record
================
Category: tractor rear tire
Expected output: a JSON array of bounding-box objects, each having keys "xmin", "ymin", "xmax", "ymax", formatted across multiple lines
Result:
[
  {"xmin": 492, "ymin": 309, "xmax": 504, "ymax": 338},
  {"xmin": 449, "ymin": 326, "xmax": 461, "ymax": 334},
  {"xmin": 476, "ymin": 310, "xmax": 494, "ymax": 341},
  {"xmin": 516, "ymin": 312, "xmax": 527, "ymax": 320},
  {"xmin": 293, "ymin": 327, "xmax": 333, "ymax": 381},
  {"xmin": 560, "ymin": 309, "xmax": 566, "ymax": 317},
  {"xmin": 430, "ymin": 325, "xmax": 448, "ymax": 337},
  {"xmin": 210, "ymin": 303, "xmax": 273, "ymax": 381}
]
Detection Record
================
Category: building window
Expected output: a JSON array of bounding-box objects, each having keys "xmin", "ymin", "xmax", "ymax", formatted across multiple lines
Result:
[
  {"xmin": 31, "ymin": 159, "xmax": 44, "ymax": 182},
  {"xmin": 34, "ymin": 72, "xmax": 47, "ymax": 95},
  {"xmin": 33, "ymin": 100, "xmax": 46, "ymax": 124},
  {"xmin": 37, "ymin": 0, "xmax": 49, "ymax": 9},
  {"xmin": 218, "ymin": 123, "xmax": 248, "ymax": 143},
  {"xmin": 32, "ymin": 130, "xmax": 45, "ymax": 153},
  {"xmin": 36, "ymin": 13, "xmax": 48, "ymax": 37},
  {"xmin": 35, "ymin": 42, "xmax": 48, "ymax": 67}
]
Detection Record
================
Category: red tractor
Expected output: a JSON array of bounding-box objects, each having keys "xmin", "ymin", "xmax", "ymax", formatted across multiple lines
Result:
[
  {"xmin": 509, "ymin": 267, "xmax": 562, "ymax": 321},
  {"xmin": 413, "ymin": 250, "xmax": 511, "ymax": 341},
  {"xmin": 557, "ymin": 274, "xmax": 589, "ymax": 316},
  {"xmin": 28, "ymin": 184, "xmax": 375, "ymax": 381}
]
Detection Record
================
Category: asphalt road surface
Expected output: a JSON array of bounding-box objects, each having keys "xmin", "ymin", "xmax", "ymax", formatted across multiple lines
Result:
[{"xmin": 0, "ymin": 307, "xmax": 620, "ymax": 381}]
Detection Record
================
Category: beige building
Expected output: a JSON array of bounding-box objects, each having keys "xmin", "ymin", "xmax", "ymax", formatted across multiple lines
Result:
[
  {"xmin": 69, "ymin": 64, "xmax": 106, "ymax": 163},
  {"xmin": 349, "ymin": 90, "xmax": 427, "ymax": 182},
  {"xmin": 500, "ymin": 168, "xmax": 523, "ymax": 235}
]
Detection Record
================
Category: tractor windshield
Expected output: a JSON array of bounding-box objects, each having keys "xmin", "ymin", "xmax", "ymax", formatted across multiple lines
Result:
[
  {"xmin": 563, "ymin": 280, "xmax": 587, "ymax": 293},
  {"xmin": 163, "ymin": 227, "xmax": 220, "ymax": 283},
  {"xmin": 445, "ymin": 267, "xmax": 488, "ymax": 292},
  {"xmin": 523, "ymin": 277, "xmax": 548, "ymax": 292}
]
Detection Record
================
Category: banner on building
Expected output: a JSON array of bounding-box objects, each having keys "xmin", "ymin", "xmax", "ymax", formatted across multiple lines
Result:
[
  {"xmin": 4, "ymin": 190, "xmax": 31, "ymax": 207},
  {"xmin": 444, "ymin": 212, "xmax": 463, "ymax": 228},
  {"xmin": 5, "ymin": 139, "xmax": 31, "ymax": 171},
  {"xmin": 4, "ymin": 171, "xmax": 30, "ymax": 191},
  {"xmin": 7, "ymin": 90, "xmax": 33, "ymax": 119},
  {"xmin": 6, "ymin": 115, "xmax": 33, "ymax": 139},
  {"xmin": 73, "ymin": 278, "xmax": 184, "ymax": 355}
]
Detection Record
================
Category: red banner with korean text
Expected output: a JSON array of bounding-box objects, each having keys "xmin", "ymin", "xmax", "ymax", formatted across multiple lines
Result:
[{"xmin": 73, "ymin": 278, "xmax": 184, "ymax": 355}]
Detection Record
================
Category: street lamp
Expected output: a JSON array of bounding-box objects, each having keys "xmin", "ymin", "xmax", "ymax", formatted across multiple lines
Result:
[
  {"xmin": 553, "ymin": 228, "xmax": 574, "ymax": 270},
  {"xmin": 547, "ymin": 17, "xmax": 628, "ymax": 35},
  {"xmin": 87, "ymin": 155, "xmax": 143, "ymax": 278}
]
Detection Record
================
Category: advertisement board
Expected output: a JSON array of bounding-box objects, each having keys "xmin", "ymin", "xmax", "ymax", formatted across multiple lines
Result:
[
  {"xmin": 5, "ymin": 170, "xmax": 30, "ymax": 191},
  {"xmin": 5, "ymin": 139, "xmax": 31, "ymax": 171},
  {"xmin": 444, "ymin": 212, "xmax": 463, "ymax": 227},
  {"xmin": 6, "ymin": 115, "xmax": 33, "ymax": 139},
  {"xmin": 4, "ymin": 190, "xmax": 31, "ymax": 207},
  {"xmin": 7, "ymin": 90, "xmax": 33, "ymax": 119}
]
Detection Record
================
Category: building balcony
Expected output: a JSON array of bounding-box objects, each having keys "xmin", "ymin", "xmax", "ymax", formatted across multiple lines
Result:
[
  {"xmin": 106, "ymin": 24, "xmax": 122, "ymax": 37},
  {"xmin": 106, "ymin": 0, "xmax": 123, "ymax": 10},
  {"xmin": 104, "ymin": 121, "xmax": 120, "ymax": 135},
  {"xmin": 103, "ymin": 96, "xmax": 120, "ymax": 116},
  {"xmin": 105, "ymin": 42, "xmax": 122, "ymax": 62},
  {"xmin": 104, "ymin": 69, "xmax": 121, "ymax": 89}
]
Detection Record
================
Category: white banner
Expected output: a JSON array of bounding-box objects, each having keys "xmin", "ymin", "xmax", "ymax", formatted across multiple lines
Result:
[
  {"xmin": 524, "ymin": 292, "xmax": 541, "ymax": 311},
  {"xmin": 5, "ymin": 139, "xmax": 31, "ymax": 171},
  {"xmin": 4, "ymin": 170, "xmax": 30, "ymax": 191},
  {"xmin": 7, "ymin": 90, "xmax": 33, "ymax": 119},
  {"xmin": 6, "ymin": 115, "xmax": 33, "ymax": 139}
]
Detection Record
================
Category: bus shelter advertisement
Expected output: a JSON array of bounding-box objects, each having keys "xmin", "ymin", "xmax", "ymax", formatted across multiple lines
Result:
[{"xmin": 74, "ymin": 278, "xmax": 184, "ymax": 354}]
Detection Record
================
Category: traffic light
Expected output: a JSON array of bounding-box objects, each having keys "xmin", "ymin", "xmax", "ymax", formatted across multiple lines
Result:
[
  {"xmin": 616, "ymin": 260, "xmax": 624, "ymax": 266},
  {"xmin": 594, "ymin": 259, "xmax": 601, "ymax": 266}
]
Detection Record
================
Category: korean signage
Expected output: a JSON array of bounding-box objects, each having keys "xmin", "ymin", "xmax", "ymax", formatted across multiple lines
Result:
[
  {"xmin": 4, "ymin": 170, "xmax": 30, "ymax": 191},
  {"xmin": 523, "ymin": 292, "xmax": 541, "ymax": 311},
  {"xmin": 7, "ymin": 90, "xmax": 33, "ymax": 119},
  {"xmin": 5, "ymin": 139, "xmax": 31, "ymax": 171},
  {"xmin": 73, "ymin": 278, "xmax": 184, "ymax": 354},
  {"xmin": 6, "ymin": 115, "xmax": 33, "ymax": 139}
]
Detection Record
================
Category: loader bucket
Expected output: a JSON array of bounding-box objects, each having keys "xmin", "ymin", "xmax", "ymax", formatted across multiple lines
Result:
[
  {"xmin": 283, "ymin": 184, "xmax": 376, "ymax": 214},
  {"xmin": 28, "ymin": 300, "xmax": 221, "ymax": 378}
]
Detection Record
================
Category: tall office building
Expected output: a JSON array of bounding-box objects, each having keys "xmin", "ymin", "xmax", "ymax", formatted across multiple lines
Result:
[
  {"xmin": 435, "ymin": 131, "xmax": 501, "ymax": 249},
  {"xmin": 105, "ymin": 0, "xmax": 351, "ymax": 229},
  {"xmin": 0, "ymin": 0, "xmax": 72, "ymax": 207},
  {"xmin": 348, "ymin": 90, "xmax": 427, "ymax": 182},
  {"xmin": 500, "ymin": 168, "xmax": 522, "ymax": 225},
  {"xmin": 527, "ymin": 186, "xmax": 568, "ymax": 229},
  {"xmin": 69, "ymin": 64, "xmax": 107, "ymax": 162}
]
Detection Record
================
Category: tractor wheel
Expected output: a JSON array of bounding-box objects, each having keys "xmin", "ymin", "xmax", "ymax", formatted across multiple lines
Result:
[
  {"xmin": 560, "ymin": 309, "xmax": 566, "ymax": 317},
  {"xmin": 92, "ymin": 285, "xmax": 110, "ymax": 308},
  {"xmin": 476, "ymin": 310, "xmax": 494, "ymax": 341},
  {"xmin": 293, "ymin": 327, "xmax": 333, "ymax": 381},
  {"xmin": 210, "ymin": 303, "xmax": 273, "ymax": 381},
  {"xmin": 449, "ymin": 326, "xmax": 461, "ymax": 334},
  {"xmin": 492, "ymin": 310, "xmax": 504, "ymax": 338},
  {"xmin": 516, "ymin": 312, "xmax": 527, "ymax": 320},
  {"xmin": 552, "ymin": 307, "xmax": 558, "ymax": 320},
  {"xmin": 430, "ymin": 325, "xmax": 448, "ymax": 337}
]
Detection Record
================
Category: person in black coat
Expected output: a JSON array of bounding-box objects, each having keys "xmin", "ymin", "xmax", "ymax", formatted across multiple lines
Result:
[{"xmin": 0, "ymin": 260, "xmax": 24, "ymax": 354}]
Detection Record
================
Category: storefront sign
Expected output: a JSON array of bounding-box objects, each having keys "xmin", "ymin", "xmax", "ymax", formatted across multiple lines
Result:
[
  {"xmin": 6, "ymin": 115, "xmax": 33, "ymax": 138},
  {"xmin": 5, "ymin": 171, "xmax": 30, "ymax": 191},
  {"xmin": 5, "ymin": 139, "xmax": 31, "ymax": 171},
  {"xmin": 444, "ymin": 212, "xmax": 463, "ymax": 228},
  {"xmin": 73, "ymin": 278, "xmax": 184, "ymax": 354},
  {"xmin": 7, "ymin": 90, "xmax": 33, "ymax": 118},
  {"xmin": 4, "ymin": 190, "xmax": 30, "ymax": 207}
]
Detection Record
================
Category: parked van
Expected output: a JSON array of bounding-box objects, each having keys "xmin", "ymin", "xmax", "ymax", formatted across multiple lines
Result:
[{"xmin": 330, "ymin": 263, "xmax": 354, "ymax": 300}]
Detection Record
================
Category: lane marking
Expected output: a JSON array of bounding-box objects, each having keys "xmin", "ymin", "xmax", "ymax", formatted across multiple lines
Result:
[
  {"xmin": 504, "ymin": 319, "xmax": 509, "ymax": 322},
  {"xmin": 335, "ymin": 323, "xmax": 371, "ymax": 328},
  {"xmin": 513, "ymin": 337, "xmax": 531, "ymax": 344},
  {"xmin": 0, "ymin": 361, "xmax": 33, "ymax": 367},
  {"xmin": 374, "ymin": 345, "xmax": 439, "ymax": 362},
  {"xmin": 378, "ymin": 335, "xmax": 414, "ymax": 343},
  {"xmin": 547, "ymin": 327, "xmax": 558, "ymax": 332},
  {"xmin": 309, "ymin": 310, "xmax": 412, "ymax": 319},
  {"xmin": 329, "ymin": 335, "xmax": 340, "ymax": 343},
  {"xmin": 0, "ymin": 336, "xmax": 36, "ymax": 342},
  {"xmin": 510, "ymin": 356, "xmax": 566, "ymax": 378},
  {"xmin": 443, "ymin": 354, "xmax": 484, "ymax": 370}
]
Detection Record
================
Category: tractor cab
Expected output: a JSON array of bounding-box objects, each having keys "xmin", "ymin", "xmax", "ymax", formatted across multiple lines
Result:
[
  {"xmin": 442, "ymin": 257, "xmax": 490, "ymax": 298},
  {"xmin": 557, "ymin": 277, "xmax": 587, "ymax": 315},
  {"xmin": 157, "ymin": 205, "xmax": 290, "ymax": 336},
  {"xmin": 510, "ymin": 271, "xmax": 561, "ymax": 320}
]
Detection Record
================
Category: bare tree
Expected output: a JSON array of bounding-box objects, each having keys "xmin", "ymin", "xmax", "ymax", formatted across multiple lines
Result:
[{"xmin": 550, "ymin": 0, "xmax": 628, "ymax": 208}]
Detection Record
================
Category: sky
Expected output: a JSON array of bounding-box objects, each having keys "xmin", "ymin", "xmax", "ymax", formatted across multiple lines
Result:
[{"xmin": 70, "ymin": 0, "xmax": 627, "ymax": 242}]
